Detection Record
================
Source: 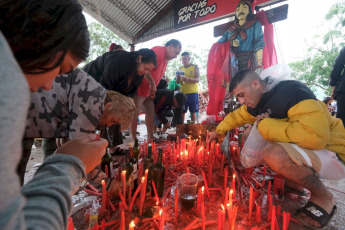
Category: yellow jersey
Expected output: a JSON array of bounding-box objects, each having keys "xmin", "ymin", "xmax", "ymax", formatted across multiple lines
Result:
[{"xmin": 179, "ymin": 64, "xmax": 198, "ymax": 94}]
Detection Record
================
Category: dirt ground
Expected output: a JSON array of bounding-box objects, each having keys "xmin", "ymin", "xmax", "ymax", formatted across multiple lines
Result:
[{"xmin": 24, "ymin": 115, "xmax": 345, "ymax": 229}]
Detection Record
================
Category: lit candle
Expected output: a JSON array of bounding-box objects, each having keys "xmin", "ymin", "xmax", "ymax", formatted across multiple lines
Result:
[
  {"xmin": 221, "ymin": 204, "xmax": 225, "ymax": 229},
  {"xmin": 201, "ymin": 186, "xmax": 205, "ymax": 230},
  {"xmin": 95, "ymin": 130, "xmax": 101, "ymax": 141},
  {"xmin": 201, "ymin": 170, "xmax": 210, "ymax": 197},
  {"xmin": 175, "ymin": 187, "xmax": 179, "ymax": 221},
  {"xmin": 197, "ymin": 188, "xmax": 201, "ymax": 214},
  {"xmin": 129, "ymin": 220, "xmax": 135, "ymax": 230},
  {"xmin": 139, "ymin": 177, "xmax": 145, "ymax": 215},
  {"xmin": 159, "ymin": 209, "xmax": 164, "ymax": 230},
  {"xmin": 231, "ymin": 173, "xmax": 236, "ymax": 198},
  {"xmin": 121, "ymin": 170, "xmax": 126, "ymax": 202},
  {"xmin": 226, "ymin": 203, "xmax": 232, "ymax": 227},
  {"xmin": 249, "ymin": 186, "xmax": 253, "ymax": 219},
  {"xmin": 100, "ymin": 180, "xmax": 106, "ymax": 216}
]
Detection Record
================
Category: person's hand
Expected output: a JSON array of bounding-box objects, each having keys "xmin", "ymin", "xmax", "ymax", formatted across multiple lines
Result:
[
  {"xmin": 149, "ymin": 85, "xmax": 157, "ymax": 99},
  {"xmin": 56, "ymin": 134, "xmax": 108, "ymax": 174},
  {"xmin": 256, "ymin": 112, "xmax": 270, "ymax": 125},
  {"xmin": 208, "ymin": 131, "xmax": 221, "ymax": 142}
]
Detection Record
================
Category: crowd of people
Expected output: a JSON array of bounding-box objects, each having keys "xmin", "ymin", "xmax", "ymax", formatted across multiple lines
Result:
[{"xmin": 1, "ymin": 0, "xmax": 345, "ymax": 229}]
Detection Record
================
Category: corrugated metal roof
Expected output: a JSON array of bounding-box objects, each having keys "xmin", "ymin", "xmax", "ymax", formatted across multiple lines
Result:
[
  {"xmin": 79, "ymin": 0, "xmax": 174, "ymax": 44},
  {"xmin": 79, "ymin": 0, "xmax": 286, "ymax": 45}
]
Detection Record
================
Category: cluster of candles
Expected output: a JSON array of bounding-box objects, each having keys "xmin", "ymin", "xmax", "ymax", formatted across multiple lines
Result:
[{"xmin": 84, "ymin": 127, "xmax": 296, "ymax": 229}]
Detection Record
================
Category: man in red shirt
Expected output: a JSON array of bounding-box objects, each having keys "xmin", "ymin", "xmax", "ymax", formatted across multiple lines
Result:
[{"xmin": 131, "ymin": 39, "xmax": 182, "ymax": 141}]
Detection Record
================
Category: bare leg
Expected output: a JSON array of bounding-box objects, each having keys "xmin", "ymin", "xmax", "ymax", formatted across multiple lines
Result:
[
  {"xmin": 191, "ymin": 112, "xmax": 196, "ymax": 122},
  {"xmin": 143, "ymin": 99, "xmax": 154, "ymax": 141},
  {"xmin": 262, "ymin": 143, "xmax": 335, "ymax": 228},
  {"xmin": 131, "ymin": 95, "xmax": 144, "ymax": 141}
]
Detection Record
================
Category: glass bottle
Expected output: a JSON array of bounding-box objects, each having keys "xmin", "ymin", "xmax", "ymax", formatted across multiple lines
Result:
[
  {"xmin": 121, "ymin": 150, "xmax": 133, "ymax": 181},
  {"xmin": 101, "ymin": 148, "xmax": 114, "ymax": 178},
  {"xmin": 129, "ymin": 143, "xmax": 138, "ymax": 191},
  {"xmin": 133, "ymin": 139, "xmax": 140, "ymax": 163},
  {"xmin": 143, "ymin": 143, "xmax": 154, "ymax": 171},
  {"xmin": 152, "ymin": 148, "xmax": 165, "ymax": 197},
  {"xmin": 144, "ymin": 143, "xmax": 154, "ymax": 198}
]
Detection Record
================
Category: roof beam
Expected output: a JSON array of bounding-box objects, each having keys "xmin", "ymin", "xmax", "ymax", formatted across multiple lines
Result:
[{"xmin": 133, "ymin": 1, "xmax": 174, "ymax": 43}]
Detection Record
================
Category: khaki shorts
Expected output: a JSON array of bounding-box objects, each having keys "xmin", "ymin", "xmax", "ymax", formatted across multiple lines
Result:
[{"xmin": 277, "ymin": 142, "xmax": 345, "ymax": 180}]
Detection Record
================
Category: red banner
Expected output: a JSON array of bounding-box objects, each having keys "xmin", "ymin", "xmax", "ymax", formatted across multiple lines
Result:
[{"xmin": 174, "ymin": 0, "xmax": 272, "ymax": 29}]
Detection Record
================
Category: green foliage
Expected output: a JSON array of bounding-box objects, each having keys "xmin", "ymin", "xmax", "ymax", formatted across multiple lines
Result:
[
  {"xmin": 83, "ymin": 21, "xmax": 129, "ymax": 65},
  {"xmin": 290, "ymin": 2, "xmax": 345, "ymax": 97}
]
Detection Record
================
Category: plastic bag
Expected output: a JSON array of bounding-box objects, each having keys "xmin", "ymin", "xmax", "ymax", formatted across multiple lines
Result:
[
  {"xmin": 240, "ymin": 121, "xmax": 269, "ymax": 168},
  {"xmin": 260, "ymin": 63, "xmax": 292, "ymax": 93}
]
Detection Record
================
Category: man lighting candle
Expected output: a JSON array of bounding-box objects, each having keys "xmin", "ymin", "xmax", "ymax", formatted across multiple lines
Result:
[{"xmin": 209, "ymin": 64, "xmax": 345, "ymax": 229}]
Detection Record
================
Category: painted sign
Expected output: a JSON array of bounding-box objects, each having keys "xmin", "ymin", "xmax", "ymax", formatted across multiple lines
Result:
[{"xmin": 174, "ymin": 0, "xmax": 272, "ymax": 29}]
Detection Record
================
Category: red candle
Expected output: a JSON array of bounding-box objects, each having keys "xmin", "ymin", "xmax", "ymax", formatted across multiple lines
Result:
[
  {"xmin": 231, "ymin": 173, "xmax": 236, "ymax": 198},
  {"xmin": 121, "ymin": 170, "xmax": 126, "ymax": 202},
  {"xmin": 208, "ymin": 156, "xmax": 213, "ymax": 186},
  {"xmin": 271, "ymin": 205, "xmax": 276, "ymax": 230},
  {"xmin": 224, "ymin": 187, "xmax": 229, "ymax": 206},
  {"xmin": 268, "ymin": 194, "xmax": 273, "ymax": 221},
  {"xmin": 129, "ymin": 183, "xmax": 142, "ymax": 212},
  {"xmin": 120, "ymin": 203, "xmax": 125, "ymax": 230},
  {"xmin": 100, "ymin": 180, "xmax": 106, "ymax": 216},
  {"xmin": 159, "ymin": 209, "xmax": 164, "ymax": 230},
  {"xmin": 217, "ymin": 207, "xmax": 222, "ymax": 230},
  {"xmin": 105, "ymin": 165, "xmax": 109, "ymax": 178},
  {"xmin": 139, "ymin": 177, "xmax": 145, "ymax": 215},
  {"xmin": 231, "ymin": 205, "xmax": 238, "ymax": 230},
  {"xmin": 229, "ymin": 189, "xmax": 233, "ymax": 207},
  {"xmin": 267, "ymin": 180, "xmax": 271, "ymax": 200},
  {"xmin": 129, "ymin": 220, "xmax": 135, "ymax": 230},
  {"xmin": 282, "ymin": 211, "xmax": 291, "ymax": 230},
  {"xmin": 221, "ymin": 204, "xmax": 225, "ymax": 229},
  {"xmin": 197, "ymin": 188, "xmax": 201, "ymax": 214},
  {"xmin": 175, "ymin": 187, "xmax": 179, "ymax": 221},
  {"xmin": 152, "ymin": 181, "xmax": 159, "ymax": 203},
  {"xmin": 256, "ymin": 204, "xmax": 261, "ymax": 224},
  {"xmin": 249, "ymin": 186, "xmax": 253, "ymax": 219},
  {"xmin": 201, "ymin": 170, "xmax": 210, "ymax": 197},
  {"xmin": 201, "ymin": 186, "xmax": 205, "ymax": 230},
  {"xmin": 226, "ymin": 203, "xmax": 233, "ymax": 227}
]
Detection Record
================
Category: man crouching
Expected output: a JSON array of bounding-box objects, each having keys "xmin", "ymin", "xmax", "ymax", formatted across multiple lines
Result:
[{"xmin": 209, "ymin": 64, "xmax": 345, "ymax": 229}]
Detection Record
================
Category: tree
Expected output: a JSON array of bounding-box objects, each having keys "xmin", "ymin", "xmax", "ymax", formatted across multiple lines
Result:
[
  {"xmin": 83, "ymin": 21, "xmax": 129, "ymax": 65},
  {"xmin": 289, "ymin": 2, "xmax": 345, "ymax": 96}
]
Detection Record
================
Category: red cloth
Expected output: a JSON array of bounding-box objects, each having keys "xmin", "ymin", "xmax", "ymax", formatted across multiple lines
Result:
[
  {"xmin": 256, "ymin": 10, "xmax": 278, "ymax": 69},
  {"xmin": 206, "ymin": 42, "xmax": 229, "ymax": 115},
  {"xmin": 137, "ymin": 46, "xmax": 168, "ymax": 97}
]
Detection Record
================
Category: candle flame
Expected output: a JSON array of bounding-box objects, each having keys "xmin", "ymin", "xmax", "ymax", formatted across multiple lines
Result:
[
  {"xmin": 159, "ymin": 209, "xmax": 162, "ymax": 216},
  {"xmin": 221, "ymin": 204, "xmax": 225, "ymax": 210},
  {"xmin": 122, "ymin": 170, "xmax": 126, "ymax": 174},
  {"xmin": 141, "ymin": 177, "xmax": 145, "ymax": 182},
  {"xmin": 101, "ymin": 179, "xmax": 105, "ymax": 184},
  {"xmin": 230, "ymin": 189, "xmax": 233, "ymax": 195},
  {"xmin": 145, "ymin": 169, "xmax": 148, "ymax": 173},
  {"xmin": 233, "ymin": 173, "xmax": 236, "ymax": 179},
  {"xmin": 227, "ymin": 203, "xmax": 230, "ymax": 208},
  {"xmin": 156, "ymin": 201, "xmax": 159, "ymax": 206},
  {"xmin": 202, "ymin": 186, "xmax": 204, "ymax": 192},
  {"xmin": 129, "ymin": 220, "xmax": 135, "ymax": 227}
]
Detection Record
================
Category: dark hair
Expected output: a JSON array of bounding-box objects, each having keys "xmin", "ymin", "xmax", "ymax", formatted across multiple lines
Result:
[
  {"xmin": 181, "ymin": 51, "xmax": 190, "ymax": 56},
  {"xmin": 138, "ymin": 48, "xmax": 157, "ymax": 66},
  {"xmin": 0, "ymin": 0, "xmax": 90, "ymax": 74},
  {"xmin": 323, "ymin": 97, "xmax": 332, "ymax": 105},
  {"xmin": 235, "ymin": 0, "xmax": 254, "ymax": 23},
  {"xmin": 229, "ymin": 70, "xmax": 253, "ymax": 93},
  {"xmin": 109, "ymin": 43, "xmax": 123, "ymax": 51},
  {"xmin": 165, "ymin": 39, "xmax": 182, "ymax": 49}
]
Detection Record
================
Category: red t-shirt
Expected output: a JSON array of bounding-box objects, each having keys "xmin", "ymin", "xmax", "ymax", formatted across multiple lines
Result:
[{"xmin": 137, "ymin": 46, "xmax": 168, "ymax": 97}]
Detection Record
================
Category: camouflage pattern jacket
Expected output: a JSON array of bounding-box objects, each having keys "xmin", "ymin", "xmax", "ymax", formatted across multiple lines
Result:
[{"xmin": 25, "ymin": 69, "xmax": 106, "ymax": 139}]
